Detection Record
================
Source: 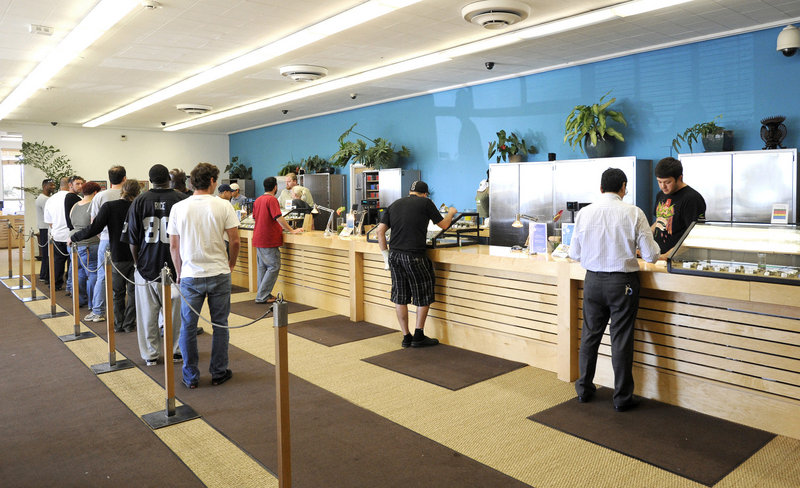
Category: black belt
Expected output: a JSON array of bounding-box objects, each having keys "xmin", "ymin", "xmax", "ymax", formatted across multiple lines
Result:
[{"xmin": 586, "ymin": 270, "xmax": 638, "ymax": 276}]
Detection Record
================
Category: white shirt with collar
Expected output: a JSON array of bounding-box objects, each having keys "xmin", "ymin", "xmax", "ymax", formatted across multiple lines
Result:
[
  {"xmin": 569, "ymin": 192, "xmax": 660, "ymax": 273},
  {"xmin": 43, "ymin": 190, "xmax": 70, "ymax": 242}
]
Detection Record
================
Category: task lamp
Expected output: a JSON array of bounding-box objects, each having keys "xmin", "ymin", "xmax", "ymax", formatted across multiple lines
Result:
[
  {"xmin": 311, "ymin": 204, "xmax": 336, "ymax": 236},
  {"xmin": 511, "ymin": 213, "xmax": 539, "ymax": 227}
]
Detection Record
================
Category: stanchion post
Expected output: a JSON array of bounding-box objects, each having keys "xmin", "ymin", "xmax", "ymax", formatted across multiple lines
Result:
[
  {"xmin": 37, "ymin": 237, "xmax": 68, "ymax": 319},
  {"xmin": 90, "ymin": 249, "xmax": 133, "ymax": 374},
  {"xmin": 162, "ymin": 267, "xmax": 176, "ymax": 416},
  {"xmin": 17, "ymin": 225, "xmax": 24, "ymax": 288},
  {"xmin": 22, "ymin": 231, "xmax": 46, "ymax": 302},
  {"xmin": 141, "ymin": 268, "xmax": 199, "ymax": 429},
  {"xmin": 6, "ymin": 221, "xmax": 12, "ymax": 279},
  {"xmin": 59, "ymin": 244, "xmax": 93, "ymax": 342},
  {"xmin": 274, "ymin": 299, "xmax": 291, "ymax": 488}
]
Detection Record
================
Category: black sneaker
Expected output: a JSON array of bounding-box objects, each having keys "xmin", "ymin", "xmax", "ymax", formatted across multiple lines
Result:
[
  {"xmin": 411, "ymin": 335, "xmax": 439, "ymax": 348},
  {"xmin": 211, "ymin": 369, "xmax": 233, "ymax": 386},
  {"xmin": 197, "ymin": 327, "xmax": 204, "ymax": 335},
  {"xmin": 173, "ymin": 352, "xmax": 182, "ymax": 363},
  {"xmin": 182, "ymin": 378, "xmax": 198, "ymax": 389},
  {"xmin": 401, "ymin": 334, "xmax": 413, "ymax": 348}
]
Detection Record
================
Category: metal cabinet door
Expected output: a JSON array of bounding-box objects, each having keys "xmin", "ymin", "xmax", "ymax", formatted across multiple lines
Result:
[
  {"xmin": 732, "ymin": 150, "xmax": 797, "ymax": 223},
  {"xmin": 679, "ymin": 153, "xmax": 733, "ymax": 222}
]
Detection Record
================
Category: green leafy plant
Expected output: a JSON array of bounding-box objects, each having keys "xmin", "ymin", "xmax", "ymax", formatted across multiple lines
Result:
[
  {"xmin": 278, "ymin": 160, "xmax": 301, "ymax": 176},
  {"xmin": 564, "ymin": 91, "xmax": 627, "ymax": 154},
  {"xmin": 225, "ymin": 156, "xmax": 253, "ymax": 179},
  {"xmin": 302, "ymin": 155, "xmax": 330, "ymax": 173},
  {"xmin": 672, "ymin": 115, "xmax": 724, "ymax": 153},
  {"xmin": 15, "ymin": 141, "xmax": 74, "ymax": 196},
  {"xmin": 487, "ymin": 130, "xmax": 536, "ymax": 162},
  {"xmin": 331, "ymin": 123, "xmax": 410, "ymax": 169}
]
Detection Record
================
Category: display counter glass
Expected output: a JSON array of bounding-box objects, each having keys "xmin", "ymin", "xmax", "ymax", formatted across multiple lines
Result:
[{"xmin": 667, "ymin": 221, "xmax": 800, "ymax": 284}]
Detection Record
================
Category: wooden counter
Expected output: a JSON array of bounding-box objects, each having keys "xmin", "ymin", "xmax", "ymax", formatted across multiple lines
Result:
[{"xmin": 236, "ymin": 230, "xmax": 800, "ymax": 439}]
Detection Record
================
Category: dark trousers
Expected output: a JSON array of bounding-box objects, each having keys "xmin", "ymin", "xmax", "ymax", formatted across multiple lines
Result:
[
  {"xmin": 575, "ymin": 271, "xmax": 640, "ymax": 407},
  {"xmin": 38, "ymin": 229, "xmax": 49, "ymax": 282},
  {"xmin": 112, "ymin": 261, "xmax": 136, "ymax": 331},
  {"xmin": 52, "ymin": 241, "xmax": 68, "ymax": 289}
]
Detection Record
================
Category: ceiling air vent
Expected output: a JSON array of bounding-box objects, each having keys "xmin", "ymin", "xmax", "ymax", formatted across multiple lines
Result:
[
  {"xmin": 280, "ymin": 65, "xmax": 328, "ymax": 82},
  {"xmin": 176, "ymin": 104, "xmax": 212, "ymax": 115},
  {"xmin": 462, "ymin": 0, "xmax": 530, "ymax": 30}
]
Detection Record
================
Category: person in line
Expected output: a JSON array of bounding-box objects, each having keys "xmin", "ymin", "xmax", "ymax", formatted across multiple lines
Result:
[
  {"xmin": 652, "ymin": 157, "xmax": 706, "ymax": 256},
  {"xmin": 68, "ymin": 181, "xmax": 101, "ymax": 309},
  {"xmin": 569, "ymin": 168, "xmax": 660, "ymax": 412},
  {"xmin": 217, "ymin": 183, "xmax": 234, "ymax": 202},
  {"xmin": 376, "ymin": 180, "xmax": 456, "ymax": 348},
  {"xmin": 229, "ymin": 183, "xmax": 247, "ymax": 208},
  {"xmin": 277, "ymin": 172, "xmax": 313, "ymax": 209},
  {"xmin": 71, "ymin": 180, "xmax": 140, "ymax": 331},
  {"xmin": 169, "ymin": 163, "xmax": 240, "ymax": 389},
  {"xmin": 36, "ymin": 178, "xmax": 55, "ymax": 284},
  {"xmin": 43, "ymin": 177, "xmax": 71, "ymax": 291},
  {"xmin": 170, "ymin": 168, "xmax": 193, "ymax": 196},
  {"xmin": 124, "ymin": 164, "xmax": 186, "ymax": 366},
  {"xmin": 88, "ymin": 166, "xmax": 126, "ymax": 323},
  {"xmin": 64, "ymin": 175, "xmax": 84, "ymax": 297},
  {"xmin": 252, "ymin": 176, "xmax": 302, "ymax": 305}
]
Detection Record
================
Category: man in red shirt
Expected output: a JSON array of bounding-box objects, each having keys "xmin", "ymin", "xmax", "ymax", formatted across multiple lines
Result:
[{"xmin": 252, "ymin": 176, "xmax": 302, "ymax": 304}]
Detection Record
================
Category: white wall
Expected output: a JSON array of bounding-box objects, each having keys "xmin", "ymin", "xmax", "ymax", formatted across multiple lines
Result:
[{"xmin": 0, "ymin": 122, "xmax": 228, "ymax": 232}]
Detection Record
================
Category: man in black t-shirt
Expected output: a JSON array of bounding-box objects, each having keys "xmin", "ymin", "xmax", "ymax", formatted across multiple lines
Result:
[
  {"xmin": 376, "ymin": 180, "xmax": 457, "ymax": 348},
  {"xmin": 123, "ymin": 164, "xmax": 187, "ymax": 366},
  {"xmin": 652, "ymin": 157, "xmax": 706, "ymax": 255}
]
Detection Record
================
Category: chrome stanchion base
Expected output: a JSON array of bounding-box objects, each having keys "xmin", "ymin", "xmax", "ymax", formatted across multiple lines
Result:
[
  {"xmin": 20, "ymin": 295, "xmax": 48, "ymax": 302},
  {"xmin": 91, "ymin": 358, "xmax": 135, "ymax": 374},
  {"xmin": 8, "ymin": 284, "xmax": 32, "ymax": 290},
  {"xmin": 142, "ymin": 405, "xmax": 200, "ymax": 430},
  {"xmin": 59, "ymin": 331, "xmax": 95, "ymax": 342},
  {"xmin": 38, "ymin": 311, "xmax": 70, "ymax": 319},
  {"xmin": 1, "ymin": 276, "xmax": 22, "ymax": 287}
]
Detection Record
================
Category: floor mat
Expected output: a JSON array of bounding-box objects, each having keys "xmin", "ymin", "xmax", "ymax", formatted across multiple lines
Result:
[
  {"xmin": 289, "ymin": 315, "xmax": 394, "ymax": 346},
  {"xmin": 528, "ymin": 387, "xmax": 775, "ymax": 486},
  {"xmin": 230, "ymin": 299, "xmax": 314, "ymax": 320},
  {"xmin": 362, "ymin": 343, "xmax": 527, "ymax": 391}
]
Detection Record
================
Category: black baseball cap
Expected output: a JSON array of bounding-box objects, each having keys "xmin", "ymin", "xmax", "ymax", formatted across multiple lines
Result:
[
  {"xmin": 218, "ymin": 183, "xmax": 233, "ymax": 192},
  {"xmin": 409, "ymin": 180, "xmax": 429, "ymax": 194}
]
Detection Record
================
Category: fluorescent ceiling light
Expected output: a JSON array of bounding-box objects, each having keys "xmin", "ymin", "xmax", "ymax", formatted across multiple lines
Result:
[
  {"xmin": 83, "ymin": 0, "xmax": 423, "ymax": 128},
  {"xmin": 0, "ymin": 0, "xmax": 139, "ymax": 121},
  {"xmin": 164, "ymin": 54, "xmax": 450, "ymax": 132},
  {"xmin": 165, "ymin": 0, "xmax": 695, "ymax": 132}
]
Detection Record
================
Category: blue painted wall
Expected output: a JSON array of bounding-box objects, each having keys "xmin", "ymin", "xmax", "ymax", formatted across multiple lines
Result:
[{"xmin": 230, "ymin": 26, "xmax": 800, "ymax": 211}]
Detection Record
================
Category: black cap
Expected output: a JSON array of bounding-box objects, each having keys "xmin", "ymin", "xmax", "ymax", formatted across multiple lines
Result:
[
  {"xmin": 218, "ymin": 183, "xmax": 233, "ymax": 192},
  {"xmin": 149, "ymin": 164, "xmax": 170, "ymax": 184},
  {"xmin": 409, "ymin": 180, "xmax": 429, "ymax": 194}
]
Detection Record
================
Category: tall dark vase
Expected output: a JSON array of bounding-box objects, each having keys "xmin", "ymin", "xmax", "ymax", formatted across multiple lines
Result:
[
  {"xmin": 584, "ymin": 135, "xmax": 615, "ymax": 159},
  {"xmin": 702, "ymin": 130, "xmax": 734, "ymax": 152},
  {"xmin": 760, "ymin": 115, "xmax": 787, "ymax": 149}
]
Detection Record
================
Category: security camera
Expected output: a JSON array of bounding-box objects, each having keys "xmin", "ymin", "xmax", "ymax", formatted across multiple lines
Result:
[
  {"xmin": 160, "ymin": 121, "xmax": 166, "ymax": 126},
  {"xmin": 50, "ymin": 121, "xmax": 57, "ymax": 126},
  {"xmin": 281, "ymin": 109, "xmax": 288, "ymax": 115},
  {"xmin": 485, "ymin": 61, "xmax": 495, "ymax": 70},
  {"xmin": 777, "ymin": 25, "xmax": 800, "ymax": 57},
  {"xmin": 349, "ymin": 93, "xmax": 357, "ymax": 100}
]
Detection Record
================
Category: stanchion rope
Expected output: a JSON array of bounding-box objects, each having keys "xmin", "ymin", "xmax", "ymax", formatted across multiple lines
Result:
[{"xmin": 172, "ymin": 282, "xmax": 274, "ymax": 330}]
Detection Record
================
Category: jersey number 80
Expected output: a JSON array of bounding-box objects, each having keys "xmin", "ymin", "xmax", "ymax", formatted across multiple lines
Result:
[{"xmin": 144, "ymin": 216, "xmax": 170, "ymax": 244}]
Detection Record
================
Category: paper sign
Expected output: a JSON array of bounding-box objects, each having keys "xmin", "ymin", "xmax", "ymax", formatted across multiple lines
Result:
[
  {"xmin": 528, "ymin": 222, "xmax": 548, "ymax": 254},
  {"xmin": 771, "ymin": 204, "xmax": 789, "ymax": 224},
  {"xmin": 561, "ymin": 223, "xmax": 575, "ymax": 246}
]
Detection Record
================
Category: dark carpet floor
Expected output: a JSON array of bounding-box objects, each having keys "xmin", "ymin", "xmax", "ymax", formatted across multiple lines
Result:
[
  {"xmin": 289, "ymin": 314, "xmax": 394, "ymax": 346},
  {"xmin": 80, "ymin": 314, "xmax": 532, "ymax": 487},
  {"xmin": 529, "ymin": 387, "xmax": 775, "ymax": 486},
  {"xmin": 0, "ymin": 285, "xmax": 203, "ymax": 487}
]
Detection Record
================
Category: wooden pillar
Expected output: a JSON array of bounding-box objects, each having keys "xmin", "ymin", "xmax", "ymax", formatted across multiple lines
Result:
[
  {"xmin": 349, "ymin": 249, "xmax": 364, "ymax": 322},
  {"xmin": 556, "ymin": 261, "xmax": 579, "ymax": 381}
]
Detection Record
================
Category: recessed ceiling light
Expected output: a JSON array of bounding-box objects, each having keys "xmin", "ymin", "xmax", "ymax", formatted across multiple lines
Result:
[
  {"xmin": 176, "ymin": 104, "xmax": 212, "ymax": 115},
  {"xmin": 280, "ymin": 65, "xmax": 329, "ymax": 82},
  {"xmin": 462, "ymin": 0, "xmax": 531, "ymax": 30}
]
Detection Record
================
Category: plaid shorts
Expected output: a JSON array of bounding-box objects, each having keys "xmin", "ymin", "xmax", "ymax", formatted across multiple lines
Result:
[{"xmin": 389, "ymin": 252, "xmax": 436, "ymax": 306}]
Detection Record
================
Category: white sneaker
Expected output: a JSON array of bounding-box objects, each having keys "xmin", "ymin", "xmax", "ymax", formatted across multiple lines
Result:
[
  {"xmin": 91, "ymin": 314, "xmax": 106, "ymax": 322},
  {"xmin": 84, "ymin": 312, "xmax": 98, "ymax": 321},
  {"xmin": 145, "ymin": 359, "xmax": 158, "ymax": 366}
]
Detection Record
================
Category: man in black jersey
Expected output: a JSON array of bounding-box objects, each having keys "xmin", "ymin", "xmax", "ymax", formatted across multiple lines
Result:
[
  {"xmin": 651, "ymin": 157, "xmax": 706, "ymax": 256},
  {"xmin": 376, "ymin": 181, "xmax": 457, "ymax": 348},
  {"xmin": 123, "ymin": 164, "xmax": 186, "ymax": 366}
]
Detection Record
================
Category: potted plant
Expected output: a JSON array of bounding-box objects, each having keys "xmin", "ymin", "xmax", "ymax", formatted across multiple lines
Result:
[
  {"xmin": 15, "ymin": 141, "xmax": 74, "ymax": 196},
  {"xmin": 278, "ymin": 160, "xmax": 301, "ymax": 176},
  {"xmin": 564, "ymin": 90, "xmax": 627, "ymax": 158},
  {"xmin": 331, "ymin": 123, "xmax": 410, "ymax": 169},
  {"xmin": 487, "ymin": 130, "xmax": 536, "ymax": 162},
  {"xmin": 672, "ymin": 115, "xmax": 733, "ymax": 153},
  {"xmin": 303, "ymin": 154, "xmax": 335, "ymax": 174},
  {"xmin": 225, "ymin": 156, "xmax": 253, "ymax": 179}
]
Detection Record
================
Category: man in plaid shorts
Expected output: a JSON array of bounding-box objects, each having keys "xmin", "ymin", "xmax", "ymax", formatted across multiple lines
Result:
[{"xmin": 376, "ymin": 181, "xmax": 457, "ymax": 348}]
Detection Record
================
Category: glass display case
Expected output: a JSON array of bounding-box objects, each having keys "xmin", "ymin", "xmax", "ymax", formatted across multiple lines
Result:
[
  {"xmin": 667, "ymin": 221, "xmax": 800, "ymax": 285},
  {"xmin": 367, "ymin": 212, "xmax": 480, "ymax": 248}
]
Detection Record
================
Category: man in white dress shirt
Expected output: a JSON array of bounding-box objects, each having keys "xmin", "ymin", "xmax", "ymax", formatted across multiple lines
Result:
[{"xmin": 568, "ymin": 168, "xmax": 660, "ymax": 412}]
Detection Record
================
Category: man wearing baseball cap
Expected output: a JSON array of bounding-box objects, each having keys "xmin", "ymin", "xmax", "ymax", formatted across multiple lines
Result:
[
  {"xmin": 217, "ymin": 183, "xmax": 233, "ymax": 202},
  {"xmin": 376, "ymin": 180, "xmax": 457, "ymax": 348},
  {"xmin": 229, "ymin": 182, "xmax": 247, "ymax": 208}
]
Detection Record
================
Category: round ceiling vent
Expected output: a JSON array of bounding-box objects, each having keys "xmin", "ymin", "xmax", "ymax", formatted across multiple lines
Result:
[
  {"xmin": 461, "ymin": 0, "xmax": 530, "ymax": 30},
  {"xmin": 176, "ymin": 104, "xmax": 212, "ymax": 115},
  {"xmin": 280, "ymin": 65, "xmax": 329, "ymax": 82}
]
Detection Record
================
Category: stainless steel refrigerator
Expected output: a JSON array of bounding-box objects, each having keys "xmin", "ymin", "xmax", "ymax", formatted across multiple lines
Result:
[
  {"xmin": 299, "ymin": 174, "xmax": 347, "ymax": 230},
  {"xmin": 679, "ymin": 148, "xmax": 797, "ymax": 223},
  {"xmin": 489, "ymin": 157, "xmax": 652, "ymax": 247}
]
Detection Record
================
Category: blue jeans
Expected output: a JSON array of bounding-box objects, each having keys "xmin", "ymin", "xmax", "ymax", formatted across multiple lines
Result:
[
  {"xmin": 76, "ymin": 243, "xmax": 98, "ymax": 308},
  {"xmin": 179, "ymin": 274, "xmax": 231, "ymax": 384},
  {"xmin": 92, "ymin": 240, "xmax": 109, "ymax": 315},
  {"xmin": 255, "ymin": 247, "xmax": 281, "ymax": 302}
]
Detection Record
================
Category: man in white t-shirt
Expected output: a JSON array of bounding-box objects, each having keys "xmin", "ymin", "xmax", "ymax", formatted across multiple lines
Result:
[
  {"xmin": 169, "ymin": 162, "xmax": 240, "ymax": 389},
  {"xmin": 43, "ymin": 177, "xmax": 71, "ymax": 290},
  {"xmin": 88, "ymin": 165, "xmax": 126, "ymax": 320},
  {"xmin": 36, "ymin": 178, "xmax": 56, "ymax": 283}
]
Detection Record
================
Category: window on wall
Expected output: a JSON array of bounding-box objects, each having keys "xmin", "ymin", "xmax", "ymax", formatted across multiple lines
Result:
[{"xmin": 2, "ymin": 148, "xmax": 24, "ymax": 214}]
